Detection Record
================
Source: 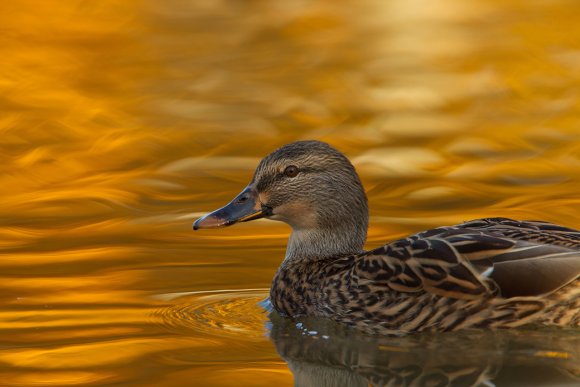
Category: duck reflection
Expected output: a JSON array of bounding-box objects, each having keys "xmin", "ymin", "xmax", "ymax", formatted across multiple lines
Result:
[{"xmin": 267, "ymin": 312, "xmax": 580, "ymax": 387}]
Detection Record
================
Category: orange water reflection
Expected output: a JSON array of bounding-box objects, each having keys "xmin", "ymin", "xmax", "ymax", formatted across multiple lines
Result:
[{"xmin": 0, "ymin": 0, "xmax": 579, "ymax": 386}]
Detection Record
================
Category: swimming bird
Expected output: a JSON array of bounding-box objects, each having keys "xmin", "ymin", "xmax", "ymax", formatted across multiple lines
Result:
[{"xmin": 193, "ymin": 141, "xmax": 580, "ymax": 334}]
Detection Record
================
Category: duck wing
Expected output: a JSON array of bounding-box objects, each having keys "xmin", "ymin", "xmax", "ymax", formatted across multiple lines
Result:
[
  {"xmin": 457, "ymin": 217, "xmax": 580, "ymax": 249},
  {"xmin": 358, "ymin": 218, "xmax": 580, "ymax": 300}
]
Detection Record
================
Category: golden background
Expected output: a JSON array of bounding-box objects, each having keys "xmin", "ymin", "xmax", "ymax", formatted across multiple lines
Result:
[{"xmin": 0, "ymin": 0, "xmax": 579, "ymax": 385}]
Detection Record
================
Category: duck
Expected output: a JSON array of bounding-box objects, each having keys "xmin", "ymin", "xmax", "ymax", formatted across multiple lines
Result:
[{"xmin": 193, "ymin": 140, "xmax": 580, "ymax": 334}]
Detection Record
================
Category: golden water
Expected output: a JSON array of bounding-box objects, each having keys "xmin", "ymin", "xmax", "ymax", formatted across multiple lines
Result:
[{"xmin": 1, "ymin": 0, "xmax": 579, "ymax": 386}]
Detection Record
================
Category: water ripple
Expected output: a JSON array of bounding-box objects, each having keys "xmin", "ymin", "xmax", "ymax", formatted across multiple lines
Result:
[{"xmin": 152, "ymin": 289, "xmax": 270, "ymax": 340}]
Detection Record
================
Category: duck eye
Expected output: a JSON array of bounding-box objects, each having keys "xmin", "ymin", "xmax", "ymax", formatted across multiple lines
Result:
[{"xmin": 283, "ymin": 165, "xmax": 299, "ymax": 178}]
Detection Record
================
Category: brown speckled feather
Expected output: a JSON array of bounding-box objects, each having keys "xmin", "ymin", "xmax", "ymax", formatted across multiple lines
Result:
[{"xmin": 270, "ymin": 217, "xmax": 580, "ymax": 334}]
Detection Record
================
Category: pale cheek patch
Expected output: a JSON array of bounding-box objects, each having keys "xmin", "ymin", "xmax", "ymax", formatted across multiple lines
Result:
[
  {"xmin": 273, "ymin": 200, "xmax": 318, "ymax": 229},
  {"xmin": 258, "ymin": 192, "xmax": 270, "ymax": 209}
]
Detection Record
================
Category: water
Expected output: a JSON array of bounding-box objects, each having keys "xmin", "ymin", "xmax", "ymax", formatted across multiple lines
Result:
[{"xmin": 1, "ymin": 0, "xmax": 579, "ymax": 385}]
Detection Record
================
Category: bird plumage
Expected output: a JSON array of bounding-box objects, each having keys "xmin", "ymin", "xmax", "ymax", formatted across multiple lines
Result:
[{"xmin": 194, "ymin": 141, "xmax": 580, "ymax": 334}]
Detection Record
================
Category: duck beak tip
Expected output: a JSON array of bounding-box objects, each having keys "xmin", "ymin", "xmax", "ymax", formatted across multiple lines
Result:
[
  {"xmin": 193, "ymin": 214, "xmax": 229, "ymax": 230},
  {"xmin": 193, "ymin": 185, "xmax": 268, "ymax": 231}
]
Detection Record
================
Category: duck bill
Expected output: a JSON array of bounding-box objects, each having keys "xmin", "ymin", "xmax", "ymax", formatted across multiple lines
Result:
[{"xmin": 193, "ymin": 185, "xmax": 267, "ymax": 230}]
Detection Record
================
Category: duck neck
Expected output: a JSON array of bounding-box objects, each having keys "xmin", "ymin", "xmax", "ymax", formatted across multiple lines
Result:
[{"xmin": 283, "ymin": 221, "xmax": 367, "ymax": 266}]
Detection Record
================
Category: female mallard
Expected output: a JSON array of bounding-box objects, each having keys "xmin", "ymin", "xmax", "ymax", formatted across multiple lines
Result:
[{"xmin": 193, "ymin": 141, "xmax": 580, "ymax": 334}]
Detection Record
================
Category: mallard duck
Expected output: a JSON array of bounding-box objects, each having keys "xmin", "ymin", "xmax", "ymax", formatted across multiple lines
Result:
[{"xmin": 193, "ymin": 140, "xmax": 580, "ymax": 334}]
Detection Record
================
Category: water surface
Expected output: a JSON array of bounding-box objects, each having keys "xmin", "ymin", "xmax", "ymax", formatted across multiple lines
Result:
[{"xmin": 1, "ymin": 0, "xmax": 579, "ymax": 385}]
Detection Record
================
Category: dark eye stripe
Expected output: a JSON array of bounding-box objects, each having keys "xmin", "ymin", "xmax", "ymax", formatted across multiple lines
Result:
[
  {"xmin": 256, "ymin": 166, "xmax": 318, "ymax": 191},
  {"xmin": 281, "ymin": 165, "xmax": 319, "ymax": 177}
]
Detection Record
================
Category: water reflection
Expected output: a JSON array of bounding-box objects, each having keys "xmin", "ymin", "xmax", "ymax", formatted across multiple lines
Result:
[
  {"xmin": 269, "ymin": 313, "xmax": 580, "ymax": 386},
  {"xmin": 155, "ymin": 292, "xmax": 580, "ymax": 386}
]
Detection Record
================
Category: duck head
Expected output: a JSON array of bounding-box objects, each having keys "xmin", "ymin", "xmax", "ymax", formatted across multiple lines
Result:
[{"xmin": 194, "ymin": 141, "xmax": 368, "ymax": 260}]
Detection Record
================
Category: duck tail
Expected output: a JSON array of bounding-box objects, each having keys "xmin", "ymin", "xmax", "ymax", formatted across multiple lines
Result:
[
  {"xmin": 540, "ymin": 278, "xmax": 580, "ymax": 327},
  {"xmin": 476, "ymin": 278, "xmax": 578, "ymax": 329}
]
